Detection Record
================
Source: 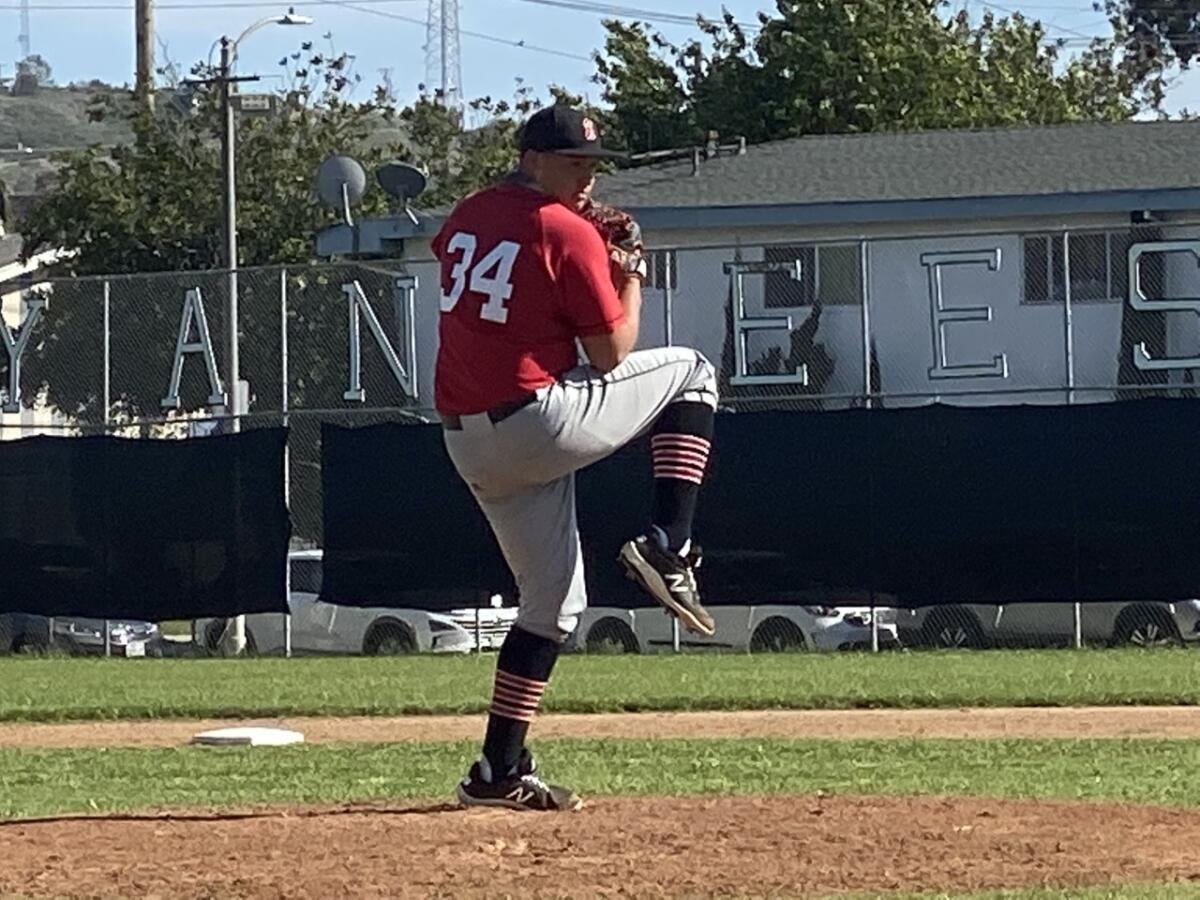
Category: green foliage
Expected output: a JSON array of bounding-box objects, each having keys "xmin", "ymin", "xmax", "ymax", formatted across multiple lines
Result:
[
  {"xmin": 20, "ymin": 53, "xmax": 402, "ymax": 276},
  {"xmin": 14, "ymin": 47, "xmax": 537, "ymax": 425},
  {"xmin": 594, "ymin": 0, "xmax": 1163, "ymax": 154},
  {"xmin": 1105, "ymin": 0, "xmax": 1200, "ymax": 70},
  {"xmin": 17, "ymin": 53, "xmax": 54, "ymax": 86}
]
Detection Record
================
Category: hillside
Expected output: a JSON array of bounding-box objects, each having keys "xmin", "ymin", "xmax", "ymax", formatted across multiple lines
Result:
[{"xmin": 0, "ymin": 84, "xmax": 133, "ymax": 151}]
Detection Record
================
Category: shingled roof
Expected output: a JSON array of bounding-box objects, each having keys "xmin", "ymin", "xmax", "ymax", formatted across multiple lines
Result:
[{"xmin": 596, "ymin": 120, "xmax": 1200, "ymax": 211}]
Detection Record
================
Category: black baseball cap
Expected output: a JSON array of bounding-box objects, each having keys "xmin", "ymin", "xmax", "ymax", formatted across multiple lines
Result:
[{"xmin": 517, "ymin": 105, "xmax": 628, "ymax": 160}]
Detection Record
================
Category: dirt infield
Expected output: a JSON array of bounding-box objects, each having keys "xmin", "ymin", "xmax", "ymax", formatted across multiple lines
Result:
[
  {"xmin": 3, "ymin": 705, "xmax": 1200, "ymax": 748},
  {"xmin": 7, "ymin": 708, "xmax": 1200, "ymax": 897},
  {"xmin": 4, "ymin": 794, "xmax": 1200, "ymax": 898}
]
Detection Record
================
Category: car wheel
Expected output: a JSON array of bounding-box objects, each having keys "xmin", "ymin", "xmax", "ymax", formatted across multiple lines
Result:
[
  {"xmin": 12, "ymin": 633, "xmax": 50, "ymax": 656},
  {"xmin": 1113, "ymin": 607, "xmax": 1181, "ymax": 649},
  {"xmin": 364, "ymin": 622, "xmax": 415, "ymax": 655},
  {"xmin": 750, "ymin": 617, "xmax": 806, "ymax": 653},
  {"xmin": 921, "ymin": 609, "xmax": 986, "ymax": 650},
  {"xmin": 584, "ymin": 618, "xmax": 639, "ymax": 654}
]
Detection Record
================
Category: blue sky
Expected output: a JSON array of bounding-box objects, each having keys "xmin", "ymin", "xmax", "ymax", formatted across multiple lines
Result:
[{"xmin": 7, "ymin": 0, "xmax": 1200, "ymax": 115}]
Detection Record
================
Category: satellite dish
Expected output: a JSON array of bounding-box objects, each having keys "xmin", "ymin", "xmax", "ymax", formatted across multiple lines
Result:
[
  {"xmin": 377, "ymin": 162, "xmax": 427, "ymax": 202},
  {"xmin": 316, "ymin": 154, "xmax": 367, "ymax": 227},
  {"xmin": 377, "ymin": 161, "xmax": 427, "ymax": 225}
]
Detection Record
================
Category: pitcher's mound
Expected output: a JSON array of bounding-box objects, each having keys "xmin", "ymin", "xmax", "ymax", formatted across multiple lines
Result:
[{"xmin": 5, "ymin": 794, "xmax": 1200, "ymax": 898}]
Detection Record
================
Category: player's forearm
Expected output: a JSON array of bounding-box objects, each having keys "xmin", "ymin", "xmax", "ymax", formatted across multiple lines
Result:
[{"xmin": 617, "ymin": 275, "xmax": 642, "ymax": 351}]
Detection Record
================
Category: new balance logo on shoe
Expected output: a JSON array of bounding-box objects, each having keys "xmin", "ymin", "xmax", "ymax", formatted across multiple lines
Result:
[
  {"xmin": 456, "ymin": 754, "xmax": 584, "ymax": 812},
  {"xmin": 666, "ymin": 572, "xmax": 689, "ymax": 594},
  {"xmin": 507, "ymin": 786, "xmax": 535, "ymax": 805},
  {"xmin": 618, "ymin": 535, "xmax": 716, "ymax": 637}
]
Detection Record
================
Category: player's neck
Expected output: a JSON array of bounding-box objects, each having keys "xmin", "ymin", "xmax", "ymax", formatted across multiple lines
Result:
[{"xmin": 508, "ymin": 167, "xmax": 561, "ymax": 198}]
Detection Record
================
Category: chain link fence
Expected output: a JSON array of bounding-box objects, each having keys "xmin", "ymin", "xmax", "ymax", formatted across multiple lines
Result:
[{"xmin": 5, "ymin": 219, "xmax": 1200, "ymax": 656}]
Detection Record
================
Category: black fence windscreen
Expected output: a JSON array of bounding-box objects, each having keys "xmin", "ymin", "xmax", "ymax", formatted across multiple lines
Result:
[
  {"xmin": 0, "ymin": 428, "xmax": 290, "ymax": 619},
  {"xmin": 320, "ymin": 399, "xmax": 1200, "ymax": 610}
]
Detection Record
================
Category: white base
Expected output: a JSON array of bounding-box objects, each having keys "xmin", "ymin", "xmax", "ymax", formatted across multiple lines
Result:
[{"xmin": 190, "ymin": 726, "xmax": 305, "ymax": 747}]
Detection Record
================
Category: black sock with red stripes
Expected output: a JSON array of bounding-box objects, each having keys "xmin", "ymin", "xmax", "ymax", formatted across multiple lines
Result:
[
  {"xmin": 650, "ymin": 401, "xmax": 715, "ymax": 554},
  {"xmin": 481, "ymin": 625, "xmax": 560, "ymax": 780}
]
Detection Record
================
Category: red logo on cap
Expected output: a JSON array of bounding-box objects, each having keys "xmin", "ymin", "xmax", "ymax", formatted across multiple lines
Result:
[{"xmin": 581, "ymin": 117, "xmax": 598, "ymax": 142}]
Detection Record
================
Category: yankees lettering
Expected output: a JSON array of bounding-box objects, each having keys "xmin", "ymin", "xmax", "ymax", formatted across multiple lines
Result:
[{"xmin": 435, "ymin": 104, "xmax": 719, "ymax": 812}]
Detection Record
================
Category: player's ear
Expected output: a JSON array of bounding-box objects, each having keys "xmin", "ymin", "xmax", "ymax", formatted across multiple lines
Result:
[{"xmin": 518, "ymin": 149, "xmax": 540, "ymax": 176}]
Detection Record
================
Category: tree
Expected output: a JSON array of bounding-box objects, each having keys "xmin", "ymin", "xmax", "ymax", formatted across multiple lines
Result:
[
  {"xmin": 17, "ymin": 54, "xmax": 53, "ymax": 86},
  {"xmin": 592, "ymin": 21, "xmax": 694, "ymax": 152},
  {"xmin": 1102, "ymin": 0, "xmax": 1196, "ymax": 107},
  {"xmin": 593, "ymin": 1, "xmax": 1163, "ymax": 155},
  {"xmin": 1106, "ymin": 0, "xmax": 1200, "ymax": 67},
  {"xmin": 16, "ymin": 46, "xmax": 534, "ymax": 426}
]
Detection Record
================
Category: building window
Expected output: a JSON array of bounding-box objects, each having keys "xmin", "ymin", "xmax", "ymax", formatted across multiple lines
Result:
[
  {"xmin": 645, "ymin": 250, "xmax": 677, "ymax": 291},
  {"xmin": 290, "ymin": 559, "xmax": 323, "ymax": 594},
  {"xmin": 1022, "ymin": 231, "xmax": 1132, "ymax": 304},
  {"xmin": 764, "ymin": 243, "xmax": 861, "ymax": 308}
]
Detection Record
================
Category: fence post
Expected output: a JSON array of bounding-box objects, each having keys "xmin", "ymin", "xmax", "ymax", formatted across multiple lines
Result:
[
  {"xmin": 1063, "ymin": 232, "xmax": 1084, "ymax": 650},
  {"xmin": 870, "ymin": 594, "xmax": 879, "ymax": 653},
  {"xmin": 664, "ymin": 249, "xmax": 674, "ymax": 347},
  {"xmin": 860, "ymin": 240, "xmax": 873, "ymax": 409},
  {"xmin": 103, "ymin": 280, "xmax": 111, "ymax": 659},
  {"xmin": 281, "ymin": 268, "xmax": 292, "ymax": 659}
]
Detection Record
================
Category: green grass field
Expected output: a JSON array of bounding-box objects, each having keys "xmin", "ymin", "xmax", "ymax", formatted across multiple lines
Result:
[
  {"xmin": 0, "ymin": 649, "xmax": 1198, "ymax": 722},
  {"xmin": 2, "ymin": 737, "xmax": 1198, "ymax": 819},
  {"xmin": 5, "ymin": 653, "xmax": 1198, "ymax": 898}
]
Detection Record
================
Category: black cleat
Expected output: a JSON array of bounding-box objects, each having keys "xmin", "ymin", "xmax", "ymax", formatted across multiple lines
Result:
[
  {"xmin": 618, "ymin": 535, "xmax": 716, "ymax": 637},
  {"xmin": 455, "ymin": 750, "xmax": 583, "ymax": 812}
]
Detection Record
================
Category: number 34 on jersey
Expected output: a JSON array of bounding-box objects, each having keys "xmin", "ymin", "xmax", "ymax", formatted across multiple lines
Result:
[{"xmin": 439, "ymin": 232, "xmax": 522, "ymax": 325}]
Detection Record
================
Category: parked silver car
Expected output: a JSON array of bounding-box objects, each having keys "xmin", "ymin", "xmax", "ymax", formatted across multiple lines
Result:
[
  {"xmin": 193, "ymin": 550, "xmax": 518, "ymax": 656},
  {"xmin": 571, "ymin": 603, "xmax": 900, "ymax": 654},
  {"xmin": 0, "ymin": 613, "xmax": 161, "ymax": 656},
  {"xmin": 897, "ymin": 600, "xmax": 1200, "ymax": 649}
]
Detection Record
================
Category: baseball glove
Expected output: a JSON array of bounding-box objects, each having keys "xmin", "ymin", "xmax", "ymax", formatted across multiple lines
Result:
[
  {"xmin": 579, "ymin": 199, "xmax": 643, "ymax": 254},
  {"xmin": 580, "ymin": 199, "xmax": 647, "ymax": 281}
]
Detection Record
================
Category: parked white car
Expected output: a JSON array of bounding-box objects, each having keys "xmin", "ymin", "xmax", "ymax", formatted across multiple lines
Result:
[
  {"xmin": 569, "ymin": 603, "xmax": 900, "ymax": 654},
  {"xmin": 193, "ymin": 550, "xmax": 517, "ymax": 656}
]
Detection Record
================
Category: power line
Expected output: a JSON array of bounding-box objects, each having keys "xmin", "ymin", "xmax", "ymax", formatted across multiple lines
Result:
[
  {"xmin": 505, "ymin": 0, "xmax": 762, "ymax": 31},
  {"xmin": 0, "ymin": 0, "xmax": 424, "ymax": 7},
  {"xmin": 979, "ymin": 1, "xmax": 1105, "ymax": 40},
  {"xmin": 327, "ymin": 0, "xmax": 595, "ymax": 61},
  {"xmin": 0, "ymin": 0, "xmax": 594, "ymax": 61}
]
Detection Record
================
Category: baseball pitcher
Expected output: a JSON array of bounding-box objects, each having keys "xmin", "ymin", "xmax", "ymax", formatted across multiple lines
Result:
[{"xmin": 433, "ymin": 104, "xmax": 719, "ymax": 811}]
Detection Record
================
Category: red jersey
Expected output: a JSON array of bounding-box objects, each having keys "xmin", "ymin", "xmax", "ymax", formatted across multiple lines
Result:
[{"xmin": 432, "ymin": 182, "xmax": 624, "ymax": 415}]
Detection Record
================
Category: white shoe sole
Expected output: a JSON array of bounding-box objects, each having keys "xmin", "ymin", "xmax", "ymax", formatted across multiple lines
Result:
[{"xmin": 618, "ymin": 542, "xmax": 716, "ymax": 637}]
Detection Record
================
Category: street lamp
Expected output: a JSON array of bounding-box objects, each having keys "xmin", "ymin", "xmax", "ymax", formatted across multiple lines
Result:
[
  {"xmin": 215, "ymin": 8, "xmax": 312, "ymax": 656},
  {"xmin": 219, "ymin": 8, "xmax": 314, "ymax": 433}
]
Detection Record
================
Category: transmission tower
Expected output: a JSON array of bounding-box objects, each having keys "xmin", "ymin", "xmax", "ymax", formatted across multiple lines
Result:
[
  {"xmin": 17, "ymin": 0, "xmax": 31, "ymax": 59},
  {"xmin": 424, "ymin": 0, "xmax": 463, "ymax": 113}
]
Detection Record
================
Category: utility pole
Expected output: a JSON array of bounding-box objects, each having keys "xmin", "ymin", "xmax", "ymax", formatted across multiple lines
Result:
[
  {"xmin": 424, "ymin": 0, "xmax": 462, "ymax": 111},
  {"xmin": 440, "ymin": 0, "xmax": 448, "ymax": 105},
  {"xmin": 135, "ymin": 0, "xmax": 155, "ymax": 108},
  {"xmin": 220, "ymin": 36, "xmax": 240, "ymax": 435},
  {"xmin": 181, "ymin": 8, "xmax": 311, "ymax": 657},
  {"xmin": 219, "ymin": 34, "xmax": 246, "ymax": 652},
  {"xmin": 17, "ymin": 0, "xmax": 30, "ymax": 60},
  {"xmin": 183, "ymin": 41, "xmax": 259, "ymax": 658}
]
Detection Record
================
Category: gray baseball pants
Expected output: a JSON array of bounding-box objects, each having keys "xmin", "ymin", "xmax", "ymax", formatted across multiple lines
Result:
[{"xmin": 442, "ymin": 346, "xmax": 719, "ymax": 643}]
